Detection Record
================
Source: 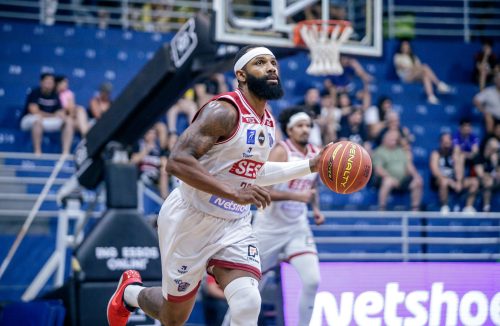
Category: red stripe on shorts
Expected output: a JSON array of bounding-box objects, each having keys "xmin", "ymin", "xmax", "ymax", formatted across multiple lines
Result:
[{"xmin": 207, "ymin": 259, "xmax": 262, "ymax": 280}]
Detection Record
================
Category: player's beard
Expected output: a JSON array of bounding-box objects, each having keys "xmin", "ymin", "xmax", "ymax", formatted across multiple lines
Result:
[{"xmin": 246, "ymin": 73, "xmax": 284, "ymax": 100}]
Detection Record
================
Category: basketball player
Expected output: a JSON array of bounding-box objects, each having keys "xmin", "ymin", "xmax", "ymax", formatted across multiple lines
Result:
[
  {"xmin": 253, "ymin": 107, "xmax": 324, "ymax": 326},
  {"xmin": 107, "ymin": 45, "xmax": 329, "ymax": 326}
]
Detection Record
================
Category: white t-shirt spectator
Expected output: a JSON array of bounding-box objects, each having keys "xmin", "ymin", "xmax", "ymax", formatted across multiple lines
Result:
[{"xmin": 474, "ymin": 86, "xmax": 500, "ymax": 119}]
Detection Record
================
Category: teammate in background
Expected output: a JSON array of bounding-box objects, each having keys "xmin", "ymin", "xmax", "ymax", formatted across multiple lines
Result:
[
  {"xmin": 253, "ymin": 107, "xmax": 324, "ymax": 326},
  {"xmin": 107, "ymin": 45, "xmax": 329, "ymax": 326}
]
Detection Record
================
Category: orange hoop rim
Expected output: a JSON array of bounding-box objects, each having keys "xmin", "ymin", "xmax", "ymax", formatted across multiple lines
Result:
[{"xmin": 293, "ymin": 19, "xmax": 351, "ymax": 47}]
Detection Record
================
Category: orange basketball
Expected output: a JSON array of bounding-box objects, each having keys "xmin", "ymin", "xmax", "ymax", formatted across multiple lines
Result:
[{"xmin": 319, "ymin": 141, "xmax": 372, "ymax": 194}]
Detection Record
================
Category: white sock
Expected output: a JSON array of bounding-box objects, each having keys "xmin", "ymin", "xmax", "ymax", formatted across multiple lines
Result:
[
  {"xmin": 224, "ymin": 277, "xmax": 261, "ymax": 326},
  {"xmin": 124, "ymin": 284, "xmax": 145, "ymax": 308},
  {"xmin": 290, "ymin": 254, "xmax": 320, "ymax": 326}
]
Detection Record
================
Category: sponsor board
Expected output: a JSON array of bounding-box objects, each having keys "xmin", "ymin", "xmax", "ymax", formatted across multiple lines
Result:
[{"xmin": 281, "ymin": 262, "xmax": 500, "ymax": 326}]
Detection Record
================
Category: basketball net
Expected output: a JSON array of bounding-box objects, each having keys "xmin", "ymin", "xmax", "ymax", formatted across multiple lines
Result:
[{"xmin": 294, "ymin": 20, "xmax": 353, "ymax": 76}]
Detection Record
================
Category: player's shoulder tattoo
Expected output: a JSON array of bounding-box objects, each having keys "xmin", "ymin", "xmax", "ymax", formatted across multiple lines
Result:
[{"xmin": 196, "ymin": 100, "xmax": 238, "ymax": 139}]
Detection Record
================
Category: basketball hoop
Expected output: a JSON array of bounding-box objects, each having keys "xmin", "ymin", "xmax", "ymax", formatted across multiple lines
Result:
[{"xmin": 293, "ymin": 20, "xmax": 353, "ymax": 76}]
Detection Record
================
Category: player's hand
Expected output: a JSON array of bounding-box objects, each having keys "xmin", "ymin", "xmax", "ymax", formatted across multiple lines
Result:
[
  {"xmin": 313, "ymin": 208, "xmax": 325, "ymax": 225},
  {"xmin": 309, "ymin": 143, "xmax": 334, "ymax": 173},
  {"xmin": 295, "ymin": 189, "xmax": 316, "ymax": 203},
  {"xmin": 232, "ymin": 185, "xmax": 271, "ymax": 209}
]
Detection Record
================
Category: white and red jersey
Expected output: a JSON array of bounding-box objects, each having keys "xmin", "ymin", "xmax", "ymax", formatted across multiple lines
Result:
[
  {"xmin": 257, "ymin": 139, "xmax": 319, "ymax": 231},
  {"xmin": 178, "ymin": 89, "xmax": 276, "ymax": 219}
]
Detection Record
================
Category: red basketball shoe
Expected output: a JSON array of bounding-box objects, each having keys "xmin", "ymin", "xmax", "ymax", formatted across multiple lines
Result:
[{"xmin": 107, "ymin": 270, "xmax": 143, "ymax": 326}]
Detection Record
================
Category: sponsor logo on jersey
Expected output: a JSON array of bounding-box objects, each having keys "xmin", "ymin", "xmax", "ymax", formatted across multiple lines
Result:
[
  {"xmin": 247, "ymin": 130, "xmax": 256, "ymax": 144},
  {"xmin": 263, "ymin": 119, "xmax": 274, "ymax": 127},
  {"xmin": 177, "ymin": 265, "xmax": 188, "ymax": 274},
  {"xmin": 229, "ymin": 159, "xmax": 264, "ymax": 179},
  {"xmin": 268, "ymin": 133, "xmax": 274, "ymax": 148},
  {"xmin": 209, "ymin": 195, "xmax": 247, "ymax": 213},
  {"xmin": 258, "ymin": 130, "xmax": 265, "ymax": 146},
  {"xmin": 242, "ymin": 147, "xmax": 254, "ymax": 158},
  {"xmin": 242, "ymin": 116, "xmax": 258, "ymax": 124}
]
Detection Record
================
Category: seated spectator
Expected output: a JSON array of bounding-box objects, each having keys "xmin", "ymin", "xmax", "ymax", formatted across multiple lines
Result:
[
  {"xmin": 201, "ymin": 274, "xmax": 228, "ymax": 326},
  {"xmin": 89, "ymin": 82, "xmax": 113, "ymax": 121},
  {"xmin": 324, "ymin": 56, "xmax": 374, "ymax": 93},
  {"xmin": 474, "ymin": 39, "xmax": 497, "ymax": 90},
  {"xmin": 364, "ymin": 96, "xmax": 394, "ymax": 141},
  {"xmin": 131, "ymin": 127, "xmax": 169, "ymax": 199},
  {"xmin": 319, "ymin": 93, "xmax": 340, "ymax": 144},
  {"xmin": 55, "ymin": 75, "xmax": 89, "ymax": 136},
  {"xmin": 393, "ymin": 40, "xmax": 451, "ymax": 104},
  {"xmin": 430, "ymin": 133, "xmax": 479, "ymax": 214},
  {"xmin": 474, "ymin": 71, "xmax": 500, "ymax": 134},
  {"xmin": 166, "ymin": 89, "xmax": 198, "ymax": 149},
  {"xmin": 194, "ymin": 73, "xmax": 229, "ymax": 107},
  {"xmin": 20, "ymin": 73, "xmax": 74, "ymax": 155},
  {"xmin": 474, "ymin": 137, "xmax": 500, "ymax": 212},
  {"xmin": 453, "ymin": 118, "xmax": 480, "ymax": 168},
  {"xmin": 338, "ymin": 108, "xmax": 371, "ymax": 153},
  {"xmin": 374, "ymin": 111, "xmax": 414, "ymax": 151},
  {"xmin": 373, "ymin": 130, "xmax": 423, "ymax": 211},
  {"xmin": 302, "ymin": 88, "xmax": 323, "ymax": 147}
]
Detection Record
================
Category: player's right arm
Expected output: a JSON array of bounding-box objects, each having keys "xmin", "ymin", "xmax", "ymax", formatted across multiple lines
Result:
[
  {"xmin": 265, "ymin": 143, "xmax": 315, "ymax": 203},
  {"xmin": 167, "ymin": 100, "xmax": 271, "ymax": 208}
]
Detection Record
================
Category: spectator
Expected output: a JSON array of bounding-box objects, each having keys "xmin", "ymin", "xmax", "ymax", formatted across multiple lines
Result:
[
  {"xmin": 194, "ymin": 73, "xmax": 229, "ymax": 107},
  {"xmin": 430, "ymin": 133, "xmax": 479, "ymax": 214},
  {"xmin": 393, "ymin": 40, "xmax": 451, "ymax": 104},
  {"xmin": 319, "ymin": 93, "xmax": 340, "ymax": 144},
  {"xmin": 201, "ymin": 275, "xmax": 228, "ymax": 326},
  {"xmin": 301, "ymin": 88, "xmax": 323, "ymax": 147},
  {"xmin": 364, "ymin": 96, "xmax": 394, "ymax": 141},
  {"xmin": 474, "ymin": 71, "xmax": 500, "ymax": 134},
  {"xmin": 20, "ymin": 73, "xmax": 74, "ymax": 155},
  {"xmin": 338, "ymin": 108, "xmax": 371, "ymax": 153},
  {"xmin": 373, "ymin": 130, "xmax": 423, "ymax": 211},
  {"xmin": 474, "ymin": 137, "xmax": 500, "ymax": 212},
  {"xmin": 130, "ymin": 127, "xmax": 169, "ymax": 199},
  {"xmin": 453, "ymin": 118, "xmax": 480, "ymax": 167},
  {"xmin": 474, "ymin": 39, "xmax": 497, "ymax": 90},
  {"xmin": 166, "ymin": 89, "xmax": 198, "ymax": 150},
  {"xmin": 325, "ymin": 56, "xmax": 374, "ymax": 93},
  {"xmin": 55, "ymin": 75, "xmax": 89, "ymax": 136},
  {"xmin": 89, "ymin": 82, "xmax": 113, "ymax": 121},
  {"xmin": 374, "ymin": 111, "xmax": 414, "ymax": 151}
]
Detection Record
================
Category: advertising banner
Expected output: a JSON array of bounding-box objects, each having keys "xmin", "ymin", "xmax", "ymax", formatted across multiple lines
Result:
[{"xmin": 281, "ymin": 262, "xmax": 500, "ymax": 326}]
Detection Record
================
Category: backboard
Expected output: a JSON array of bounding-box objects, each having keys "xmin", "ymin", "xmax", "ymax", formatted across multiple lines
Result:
[{"xmin": 213, "ymin": 0, "xmax": 382, "ymax": 57}]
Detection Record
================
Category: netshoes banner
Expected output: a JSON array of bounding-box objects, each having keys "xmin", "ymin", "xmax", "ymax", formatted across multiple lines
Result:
[{"xmin": 280, "ymin": 262, "xmax": 500, "ymax": 326}]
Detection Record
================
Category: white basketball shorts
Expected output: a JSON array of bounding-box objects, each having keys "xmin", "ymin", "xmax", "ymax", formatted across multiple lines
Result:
[
  {"xmin": 256, "ymin": 223, "xmax": 317, "ymax": 273},
  {"xmin": 157, "ymin": 188, "xmax": 261, "ymax": 302}
]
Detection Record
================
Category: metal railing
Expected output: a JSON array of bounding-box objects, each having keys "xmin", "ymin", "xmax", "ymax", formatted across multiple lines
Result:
[
  {"xmin": 311, "ymin": 210, "xmax": 500, "ymax": 262},
  {"xmin": 386, "ymin": 0, "xmax": 500, "ymax": 41},
  {"xmin": 1, "ymin": 0, "xmax": 498, "ymax": 40}
]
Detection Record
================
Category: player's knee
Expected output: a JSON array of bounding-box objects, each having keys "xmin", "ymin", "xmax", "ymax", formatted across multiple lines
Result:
[
  {"xmin": 303, "ymin": 273, "xmax": 320, "ymax": 294},
  {"xmin": 224, "ymin": 277, "xmax": 261, "ymax": 325}
]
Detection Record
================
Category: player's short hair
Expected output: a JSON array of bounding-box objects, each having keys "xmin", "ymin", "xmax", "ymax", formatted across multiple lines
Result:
[
  {"xmin": 278, "ymin": 106, "xmax": 313, "ymax": 136},
  {"xmin": 233, "ymin": 45, "xmax": 260, "ymax": 70}
]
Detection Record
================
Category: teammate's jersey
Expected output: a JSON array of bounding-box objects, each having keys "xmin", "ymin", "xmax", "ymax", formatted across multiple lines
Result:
[
  {"xmin": 257, "ymin": 140, "xmax": 319, "ymax": 231},
  {"xmin": 179, "ymin": 89, "xmax": 276, "ymax": 219}
]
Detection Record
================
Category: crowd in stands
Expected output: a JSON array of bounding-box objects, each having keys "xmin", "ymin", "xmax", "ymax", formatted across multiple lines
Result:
[{"xmin": 18, "ymin": 37, "xmax": 500, "ymax": 212}]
